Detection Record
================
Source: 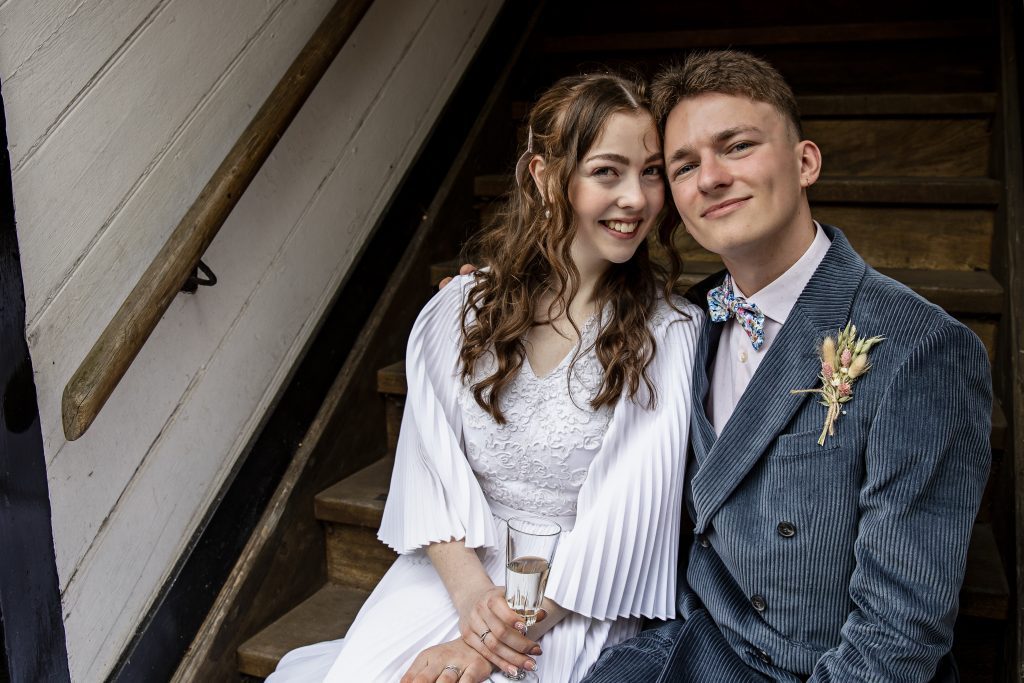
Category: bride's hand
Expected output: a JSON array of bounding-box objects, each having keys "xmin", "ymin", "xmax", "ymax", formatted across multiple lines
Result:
[
  {"xmin": 400, "ymin": 638, "xmax": 492, "ymax": 683},
  {"xmin": 458, "ymin": 586, "xmax": 544, "ymax": 678}
]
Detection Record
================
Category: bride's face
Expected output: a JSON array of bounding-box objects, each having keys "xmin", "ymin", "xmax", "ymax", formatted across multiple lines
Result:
[{"xmin": 567, "ymin": 111, "xmax": 665, "ymax": 274}]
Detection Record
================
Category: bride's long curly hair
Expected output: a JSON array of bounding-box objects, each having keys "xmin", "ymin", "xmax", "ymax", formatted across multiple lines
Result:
[{"xmin": 460, "ymin": 71, "xmax": 683, "ymax": 423}]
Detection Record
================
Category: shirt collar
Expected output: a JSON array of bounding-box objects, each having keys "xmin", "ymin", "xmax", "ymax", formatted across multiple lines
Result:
[{"xmin": 732, "ymin": 221, "xmax": 831, "ymax": 325}]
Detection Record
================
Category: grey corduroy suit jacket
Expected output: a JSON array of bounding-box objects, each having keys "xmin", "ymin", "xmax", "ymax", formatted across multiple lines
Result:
[{"xmin": 663, "ymin": 225, "xmax": 992, "ymax": 682}]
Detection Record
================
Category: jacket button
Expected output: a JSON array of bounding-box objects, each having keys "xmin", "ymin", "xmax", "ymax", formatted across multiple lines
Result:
[
  {"xmin": 751, "ymin": 594, "xmax": 767, "ymax": 612},
  {"xmin": 753, "ymin": 647, "xmax": 772, "ymax": 665},
  {"xmin": 777, "ymin": 521, "xmax": 796, "ymax": 538},
  {"xmin": 696, "ymin": 533, "xmax": 710, "ymax": 547}
]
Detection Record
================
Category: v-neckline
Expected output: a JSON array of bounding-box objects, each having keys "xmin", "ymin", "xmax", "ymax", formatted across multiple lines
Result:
[{"xmin": 523, "ymin": 313, "xmax": 600, "ymax": 381}]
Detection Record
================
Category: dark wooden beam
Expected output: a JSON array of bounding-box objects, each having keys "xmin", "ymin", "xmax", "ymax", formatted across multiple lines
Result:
[
  {"xmin": 798, "ymin": 93, "xmax": 997, "ymax": 116},
  {"xmin": 542, "ymin": 20, "xmax": 994, "ymax": 53},
  {"xmin": 0, "ymin": 83, "xmax": 70, "ymax": 683},
  {"xmin": 810, "ymin": 177, "xmax": 1002, "ymax": 205},
  {"xmin": 994, "ymin": 0, "xmax": 1024, "ymax": 678}
]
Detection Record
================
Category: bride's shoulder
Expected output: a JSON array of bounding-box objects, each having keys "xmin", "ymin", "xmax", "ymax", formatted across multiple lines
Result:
[{"xmin": 649, "ymin": 291, "xmax": 704, "ymax": 334}]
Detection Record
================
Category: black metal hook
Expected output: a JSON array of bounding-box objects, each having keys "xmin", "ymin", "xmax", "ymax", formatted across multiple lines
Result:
[{"xmin": 181, "ymin": 259, "xmax": 218, "ymax": 294}]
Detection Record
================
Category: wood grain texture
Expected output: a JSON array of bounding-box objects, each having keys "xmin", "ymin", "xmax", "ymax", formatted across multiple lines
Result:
[
  {"xmin": 804, "ymin": 119, "xmax": 991, "ymax": 177},
  {"xmin": 41, "ymin": 0, "xmax": 502, "ymax": 679},
  {"xmin": 236, "ymin": 583, "xmax": 369, "ymax": 678},
  {"xmin": 0, "ymin": 0, "xmax": 164, "ymax": 171},
  {"xmin": 314, "ymin": 455, "xmax": 393, "ymax": 528},
  {"xmin": 961, "ymin": 524, "xmax": 1011, "ymax": 620},
  {"xmin": 39, "ymin": 0, "xmax": 335, "ymax": 593},
  {"xmin": 810, "ymin": 177, "xmax": 1000, "ymax": 204},
  {"xmin": 506, "ymin": 93, "xmax": 999, "ymax": 120},
  {"xmin": 60, "ymin": 0, "xmax": 374, "ymax": 441},
  {"xmin": 475, "ymin": 174, "xmax": 1001, "ymax": 205},
  {"xmin": 169, "ymin": 2, "xmax": 521, "ymax": 680},
  {"xmin": 13, "ymin": 0, "xmax": 285, "ymax": 327},
  {"xmin": 324, "ymin": 525, "xmax": 396, "ymax": 591},
  {"xmin": 993, "ymin": 0, "xmax": 1024, "ymax": 675},
  {"xmin": 541, "ymin": 20, "xmax": 992, "ymax": 52},
  {"xmin": 676, "ymin": 206, "xmax": 997, "ymax": 272},
  {"xmin": 377, "ymin": 361, "xmax": 408, "ymax": 396},
  {"xmin": 797, "ymin": 93, "xmax": 997, "ymax": 116}
]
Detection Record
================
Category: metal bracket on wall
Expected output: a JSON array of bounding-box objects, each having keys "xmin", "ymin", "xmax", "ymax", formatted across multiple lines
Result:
[{"xmin": 180, "ymin": 260, "xmax": 217, "ymax": 293}]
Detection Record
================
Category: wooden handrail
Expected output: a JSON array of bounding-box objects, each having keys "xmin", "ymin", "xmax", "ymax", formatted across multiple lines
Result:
[{"xmin": 61, "ymin": 0, "xmax": 374, "ymax": 441}]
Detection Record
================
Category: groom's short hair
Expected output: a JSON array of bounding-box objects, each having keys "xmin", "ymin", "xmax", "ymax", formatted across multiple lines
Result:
[{"xmin": 651, "ymin": 50, "xmax": 803, "ymax": 139}]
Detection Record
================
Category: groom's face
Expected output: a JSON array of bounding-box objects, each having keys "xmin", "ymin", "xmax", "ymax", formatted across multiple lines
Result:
[{"xmin": 663, "ymin": 93, "xmax": 807, "ymax": 266}]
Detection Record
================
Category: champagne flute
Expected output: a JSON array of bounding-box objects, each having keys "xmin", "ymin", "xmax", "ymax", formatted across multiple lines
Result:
[{"xmin": 503, "ymin": 518, "xmax": 561, "ymax": 681}]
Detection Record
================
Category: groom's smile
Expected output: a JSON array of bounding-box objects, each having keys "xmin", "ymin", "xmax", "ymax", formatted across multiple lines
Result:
[{"xmin": 663, "ymin": 92, "xmax": 820, "ymax": 294}]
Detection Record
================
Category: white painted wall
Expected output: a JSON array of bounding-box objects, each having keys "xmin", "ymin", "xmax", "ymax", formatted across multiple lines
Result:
[{"xmin": 0, "ymin": 0, "xmax": 503, "ymax": 679}]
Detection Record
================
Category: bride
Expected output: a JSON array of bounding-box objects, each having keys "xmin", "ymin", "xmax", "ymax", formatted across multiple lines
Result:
[{"xmin": 268, "ymin": 70, "xmax": 701, "ymax": 682}]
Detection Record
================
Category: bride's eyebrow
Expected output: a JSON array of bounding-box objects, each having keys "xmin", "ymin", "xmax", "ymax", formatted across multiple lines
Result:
[
  {"xmin": 584, "ymin": 152, "xmax": 663, "ymax": 164},
  {"xmin": 585, "ymin": 153, "xmax": 629, "ymax": 164}
]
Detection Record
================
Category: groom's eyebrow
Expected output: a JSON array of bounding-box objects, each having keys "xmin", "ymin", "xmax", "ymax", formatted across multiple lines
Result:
[
  {"xmin": 668, "ymin": 126, "xmax": 764, "ymax": 164},
  {"xmin": 714, "ymin": 125, "xmax": 761, "ymax": 143}
]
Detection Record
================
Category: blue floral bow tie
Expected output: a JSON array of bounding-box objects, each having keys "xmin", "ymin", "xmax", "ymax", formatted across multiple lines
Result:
[{"xmin": 707, "ymin": 275, "xmax": 766, "ymax": 350}]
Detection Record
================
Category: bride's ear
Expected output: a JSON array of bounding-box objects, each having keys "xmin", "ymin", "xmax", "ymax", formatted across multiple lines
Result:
[{"xmin": 528, "ymin": 155, "xmax": 548, "ymax": 204}]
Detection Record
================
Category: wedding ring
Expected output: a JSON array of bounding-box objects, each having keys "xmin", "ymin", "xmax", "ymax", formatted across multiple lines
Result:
[
  {"xmin": 479, "ymin": 628, "xmax": 491, "ymax": 643},
  {"xmin": 443, "ymin": 664, "xmax": 462, "ymax": 676}
]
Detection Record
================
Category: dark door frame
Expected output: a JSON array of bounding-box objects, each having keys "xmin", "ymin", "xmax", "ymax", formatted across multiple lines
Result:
[{"xmin": 0, "ymin": 84, "xmax": 71, "ymax": 682}]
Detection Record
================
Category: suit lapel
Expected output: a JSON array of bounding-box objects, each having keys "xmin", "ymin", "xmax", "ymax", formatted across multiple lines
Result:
[
  {"xmin": 690, "ymin": 225, "xmax": 867, "ymax": 532},
  {"xmin": 690, "ymin": 315, "xmax": 720, "ymax": 462},
  {"xmin": 686, "ymin": 272, "xmax": 726, "ymax": 462}
]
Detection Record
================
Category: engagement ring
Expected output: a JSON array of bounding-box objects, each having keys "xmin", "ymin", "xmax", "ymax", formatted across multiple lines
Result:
[{"xmin": 479, "ymin": 629, "xmax": 491, "ymax": 643}]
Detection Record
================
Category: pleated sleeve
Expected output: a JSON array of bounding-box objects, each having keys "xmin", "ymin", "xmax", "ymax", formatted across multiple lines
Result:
[
  {"xmin": 544, "ymin": 297, "xmax": 701, "ymax": 621},
  {"xmin": 377, "ymin": 275, "xmax": 498, "ymax": 554}
]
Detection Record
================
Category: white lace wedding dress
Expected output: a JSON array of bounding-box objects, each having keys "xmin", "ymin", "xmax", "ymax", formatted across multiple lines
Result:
[{"xmin": 268, "ymin": 276, "xmax": 700, "ymax": 682}]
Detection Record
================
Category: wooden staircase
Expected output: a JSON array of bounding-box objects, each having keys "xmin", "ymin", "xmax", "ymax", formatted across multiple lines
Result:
[{"xmin": 233, "ymin": 1, "xmax": 1021, "ymax": 680}]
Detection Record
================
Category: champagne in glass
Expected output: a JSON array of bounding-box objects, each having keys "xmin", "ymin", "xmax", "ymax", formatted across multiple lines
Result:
[
  {"xmin": 503, "ymin": 518, "xmax": 560, "ymax": 681},
  {"xmin": 505, "ymin": 555, "xmax": 551, "ymax": 628}
]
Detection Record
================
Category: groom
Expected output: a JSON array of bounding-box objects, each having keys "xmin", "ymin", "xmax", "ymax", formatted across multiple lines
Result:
[{"xmin": 582, "ymin": 50, "xmax": 992, "ymax": 682}]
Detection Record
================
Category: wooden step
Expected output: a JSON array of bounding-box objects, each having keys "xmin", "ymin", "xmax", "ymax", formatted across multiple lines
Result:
[
  {"xmin": 316, "ymin": 455, "xmax": 392, "ymax": 530},
  {"xmin": 510, "ymin": 93, "xmax": 998, "ymax": 120},
  {"xmin": 798, "ymin": 93, "xmax": 997, "ymax": 117},
  {"xmin": 431, "ymin": 255, "xmax": 1002, "ymax": 318},
  {"xmin": 664, "ymin": 205, "xmax": 995, "ymax": 272},
  {"xmin": 316, "ymin": 455, "xmax": 397, "ymax": 590},
  {"xmin": 807, "ymin": 122, "xmax": 992, "ymax": 178},
  {"xmin": 310, "ymin": 454, "xmax": 1009, "ymax": 622},
  {"xmin": 316, "ymin": 455, "xmax": 394, "ymax": 528},
  {"xmin": 379, "ymin": 355, "xmax": 1007, "ymax": 452},
  {"xmin": 810, "ymin": 177, "xmax": 1000, "ymax": 204},
  {"xmin": 962, "ymin": 523, "xmax": 1010, "ymax": 620},
  {"xmin": 236, "ymin": 583, "xmax": 370, "ymax": 678},
  {"xmin": 540, "ymin": 20, "xmax": 993, "ymax": 53},
  {"xmin": 513, "ymin": 121, "xmax": 993, "ymax": 178},
  {"xmin": 473, "ymin": 175, "xmax": 1001, "ymax": 206}
]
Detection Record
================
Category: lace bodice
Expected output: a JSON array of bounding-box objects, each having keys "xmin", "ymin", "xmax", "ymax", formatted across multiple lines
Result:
[{"xmin": 458, "ymin": 316, "xmax": 613, "ymax": 522}]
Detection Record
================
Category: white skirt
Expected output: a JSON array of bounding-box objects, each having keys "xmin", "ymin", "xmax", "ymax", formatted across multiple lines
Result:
[{"xmin": 268, "ymin": 511, "xmax": 640, "ymax": 683}]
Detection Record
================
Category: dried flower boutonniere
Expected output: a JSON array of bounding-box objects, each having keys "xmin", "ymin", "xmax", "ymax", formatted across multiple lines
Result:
[{"xmin": 791, "ymin": 322, "xmax": 884, "ymax": 445}]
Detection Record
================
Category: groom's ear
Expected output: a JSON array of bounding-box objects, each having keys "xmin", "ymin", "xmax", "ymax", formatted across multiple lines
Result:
[
  {"xmin": 796, "ymin": 140, "xmax": 822, "ymax": 189},
  {"xmin": 528, "ymin": 155, "xmax": 548, "ymax": 203}
]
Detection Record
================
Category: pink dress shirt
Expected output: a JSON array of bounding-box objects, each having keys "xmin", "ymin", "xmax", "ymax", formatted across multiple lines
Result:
[{"xmin": 707, "ymin": 223, "xmax": 831, "ymax": 433}]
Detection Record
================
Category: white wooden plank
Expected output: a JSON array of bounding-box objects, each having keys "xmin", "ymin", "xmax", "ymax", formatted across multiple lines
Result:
[
  {"xmin": 0, "ymin": 0, "xmax": 164, "ymax": 171},
  {"xmin": 58, "ymin": 1, "xmax": 501, "ymax": 678},
  {"xmin": 11, "ymin": 0, "xmax": 286, "ymax": 327},
  {"xmin": 0, "ymin": 0, "xmax": 84, "ymax": 79},
  {"xmin": 35, "ymin": 0, "xmax": 336, "ymax": 586}
]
